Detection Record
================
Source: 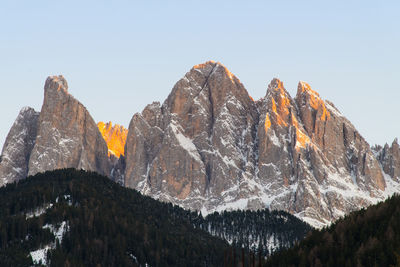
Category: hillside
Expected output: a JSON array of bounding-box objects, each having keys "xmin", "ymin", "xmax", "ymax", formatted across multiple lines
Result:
[
  {"xmin": 265, "ymin": 194, "xmax": 400, "ymax": 267},
  {"xmin": 0, "ymin": 169, "xmax": 310, "ymax": 266},
  {"xmin": 0, "ymin": 169, "xmax": 229, "ymax": 266}
]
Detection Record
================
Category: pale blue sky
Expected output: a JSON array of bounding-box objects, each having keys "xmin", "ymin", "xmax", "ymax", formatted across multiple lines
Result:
[{"xmin": 1, "ymin": 1, "xmax": 399, "ymax": 149}]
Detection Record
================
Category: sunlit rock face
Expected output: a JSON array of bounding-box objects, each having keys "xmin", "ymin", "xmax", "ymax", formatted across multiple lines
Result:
[
  {"xmin": 97, "ymin": 121, "xmax": 127, "ymax": 185},
  {"xmin": 27, "ymin": 75, "xmax": 111, "ymax": 176},
  {"xmin": 0, "ymin": 107, "xmax": 39, "ymax": 186},
  {"xmin": 97, "ymin": 121, "xmax": 128, "ymax": 158},
  {"xmin": 124, "ymin": 61, "xmax": 397, "ymax": 228},
  {"xmin": 256, "ymin": 80, "xmax": 387, "ymax": 227}
]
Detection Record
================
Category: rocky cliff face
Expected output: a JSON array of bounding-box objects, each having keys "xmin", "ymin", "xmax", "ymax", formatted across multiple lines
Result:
[
  {"xmin": 124, "ymin": 61, "xmax": 399, "ymax": 228},
  {"xmin": 27, "ymin": 75, "xmax": 111, "ymax": 176},
  {"xmin": 255, "ymin": 80, "xmax": 389, "ymax": 227},
  {"xmin": 0, "ymin": 107, "xmax": 39, "ymax": 186},
  {"xmin": 373, "ymin": 139, "xmax": 400, "ymax": 182},
  {"xmin": 125, "ymin": 61, "xmax": 259, "ymax": 211}
]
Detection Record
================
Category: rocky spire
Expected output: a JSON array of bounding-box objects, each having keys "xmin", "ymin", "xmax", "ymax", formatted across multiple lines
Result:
[
  {"xmin": 28, "ymin": 75, "xmax": 111, "ymax": 176},
  {"xmin": 375, "ymin": 138, "xmax": 400, "ymax": 181}
]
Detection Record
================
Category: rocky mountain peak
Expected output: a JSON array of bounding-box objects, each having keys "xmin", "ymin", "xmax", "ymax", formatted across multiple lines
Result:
[
  {"xmin": 28, "ymin": 75, "xmax": 110, "ymax": 176},
  {"xmin": 0, "ymin": 106, "xmax": 39, "ymax": 186},
  {"xmin": 295, "ymin": 82, "xmax": 331, "ymax": 139},
  {"xmin": 268, "ymin": 78, "xmax": 285, "ymax": 91},
  {"xmin": 297, "ymin": 81, "xmax": 319, "ymax": 97},
  {"xmin": 263, "ymin": 78, "xmax": 297, "ymax": 128},
  {"xmin": 375, "ymin": 138, "xmax": 400, "ymax": 182},
  {"xmin": 45, "ymin": 75, "xmax": 68, "ymax": 93}
]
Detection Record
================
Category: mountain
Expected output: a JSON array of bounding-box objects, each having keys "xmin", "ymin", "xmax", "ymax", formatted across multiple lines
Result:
[
  {"xmin": 265, "ymin": 194, "xmax": 400, "ymax": 267},
  {"xmin": 0, "ymin": 169, "xmax": 310, "ymax": 266},
  {"xmin": 28, "ymin": 76, "xmax": 111, "ymax": 177},
  {"xmin": 0, "ymin": 107, "xmax": 39, "ymax": 186},
  {"xmin": 373, "ymin": 139, "xmax": 400, "ymax": 182},
  {"xmin": 124, "ymin": 61, "xmax": 259, "ymax": 213},
  {"xmin": 1, "ymin": 62, "xmax": 400, "ymax": 228},
  {"xmin": 124, "ymin": 61, "xmax": 399, "ymax": 228},
  {"xmin": 0, "ymin": 76, "xmax": 112, "ymax": 187}
]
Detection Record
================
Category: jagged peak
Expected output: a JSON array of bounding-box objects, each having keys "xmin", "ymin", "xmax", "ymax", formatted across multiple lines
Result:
[
  {"xmin": 97, "ymin": 121, "xmax": 126, "ymax": 132},
  {"xmin": 393, "ymin": 138, "xmax": 399, "ymax": 146},
  {"xmin": 269, "ymin": 78, "xmax": 285, "ymax": 90},
  {"xmin": 14, "ymin": 107, "xmax": 38, "ymax": 126},
  {"xmin": 266, "ymin": 78, "xmax": 289, "ymax": 97},
  {"xmin": 19, "ymin": 106, "xmax": 37, "ymax": 114},
  {"xmin": 45, "ymin": 75, "xmax": 68, "ymax": 93},
  {"xmin": 297, "ymin": 81, "xmax": 320, "ymax": 98},
  {"xmin": 192, "ymin": 60, "xmax": 217, "ymax": 70},
  {"xmin": 295, "ymin": 81, "xmax": 330, "ymax": 121},
  {"xmin": 191, "ymin": 61, "xmax": 239, "ymax": 82},
  {"xmin": 264, "ymin": 78, "xmax": 294, "ymax": 107}
]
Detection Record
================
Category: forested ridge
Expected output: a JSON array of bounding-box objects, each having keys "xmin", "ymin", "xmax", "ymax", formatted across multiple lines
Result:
[
  {"xmin": 194, "ymin": 209, "xmax": 311, "ymax": 255},
  {"xmin": 265, "ymin": 194, "xmax": 400, "ymax": 267},
  {"xmin": 0, "ymin": 169, "xmax": 310, "ymax": 266}
]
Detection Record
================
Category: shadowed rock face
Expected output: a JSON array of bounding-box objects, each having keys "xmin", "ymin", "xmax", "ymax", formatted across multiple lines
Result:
[
  {"xmin": 124, "ymin": 61, "xmax": 397, "ymax": 228},
  {"xmin": 374, "ymin": 139, "xmax": 400, "ymax": 182},
  {"xmin": 27, "ymin": 75, "xmax": 110, "ymax": 176},
  {"xmin": 0, "ymin": 107, "xmax": 39, "ymax": 186}
]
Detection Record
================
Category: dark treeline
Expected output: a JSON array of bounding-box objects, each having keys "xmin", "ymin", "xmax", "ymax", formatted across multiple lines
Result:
[
  {"xmin": 265, "ymin": 194, "xmax": 400, "ymax": 267},
  {"xmin": 0, "ymin": 169, "xmax": 310, "ymax": 266},
  {"xmin": 194, "ymin": 209, "xmax": 311, "ymax": 256}
]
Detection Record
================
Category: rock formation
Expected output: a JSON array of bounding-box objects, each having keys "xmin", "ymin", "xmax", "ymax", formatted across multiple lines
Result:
[
  {"xmin": 1, "ymin": 64, "xmax": 400, "ymax": 228},
  {"xmin": 374, "ymin": 139, "xmax": 400, "ymax": 182},
  {"xmin": 124, "ymin": 61, "xmax": 399, "ymax": 228},
  {"xmin": 27, "ymin": 75, "xmax": 110, "ymax": 176},
  {"xmin": 0, "ymin": 107, "xmax": 39, "ymax": 186}
]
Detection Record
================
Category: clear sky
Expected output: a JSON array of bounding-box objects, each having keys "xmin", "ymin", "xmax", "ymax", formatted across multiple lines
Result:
[{"xmin": 1, "ymin": 1, "xmax": 399, "ymax": 149}]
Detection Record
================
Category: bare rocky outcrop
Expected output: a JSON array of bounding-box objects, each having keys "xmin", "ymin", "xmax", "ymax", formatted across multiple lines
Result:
[
  {"xmin": 374, "ymin": 139, "xmax": 400, "ymax": 182},
  {"xmin": 27, "ymin": 75, "xmax": 110, "ymax": 176},
  {"xmin": 0, "ymin": 107, "xmax": 39, "ymax": 186}
]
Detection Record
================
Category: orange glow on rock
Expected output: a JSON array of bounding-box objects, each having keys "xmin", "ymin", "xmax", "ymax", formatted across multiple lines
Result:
[
  {"xmin": 299, "ymin": 81, "xmax": 331, "ymax": 121},
  {"xmin": 97, "ymin": 121, "xmax": 128, "ymax": 158},
  {"xmin": 264, "ymin": 114, "xmax": 271, "ymax": 132},
  {"xmin": 295, "ymin": 128, "xmax": 311, "ymax": 150},
  {"xmin": 193, "ymin": 60, "xmax": 216, "ymax": 69}
]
